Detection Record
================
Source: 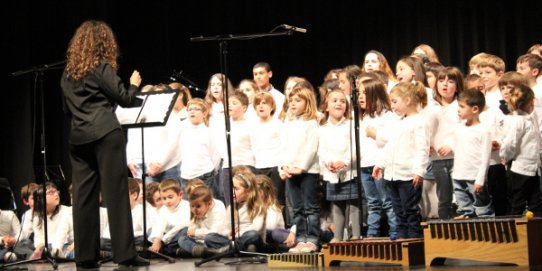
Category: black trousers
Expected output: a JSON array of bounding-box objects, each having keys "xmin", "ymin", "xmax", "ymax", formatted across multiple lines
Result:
[
  {"xmin": 70, "ymin": 128, "xmax": 136, "ymax": 263},
  {"xmin": 507, "ymin": 170, "xmax": 542, "ymax": 217}
]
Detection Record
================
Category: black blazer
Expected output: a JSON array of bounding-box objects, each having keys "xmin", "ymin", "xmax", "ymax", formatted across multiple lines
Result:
[{"xmin": 61, "ymin": 61, "xmax": 141, "ymax": 145}]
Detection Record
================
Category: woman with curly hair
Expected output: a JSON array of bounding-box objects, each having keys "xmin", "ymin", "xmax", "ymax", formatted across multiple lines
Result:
[{"xmin": 60, "ymin": 20, "xmax": 148, "ymax": 268}]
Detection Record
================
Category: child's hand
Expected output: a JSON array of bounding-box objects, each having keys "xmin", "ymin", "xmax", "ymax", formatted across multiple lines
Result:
[
  {"xmin": 372, "ymin": 167, "xmax": 383, "ymax": 180},
  {"xmin": 288, "ymin": 167, "xmax": 303, "ymax": 175},
  {"xmin": 67, "ymin": 243, "xmax": 75, "ymax": 252},
  {"xmin": 366, "ymin": 126, "xmax": 377, "ymax": 139},
  {"xmin": 147, "ymin": 162, "xmax": 163, "ymax": 176},
  {"xmin": 128, "ymin": 163, "xmax": 139, "ymax": 178},
  {"xmin": 149, "ymin": 240, "xmax": 162, "ymax": 253},
  {"xmin": 329, "ymin": 161, "xmax": 346, "ymax": 173},
  {"xmin": 474, "ymin": 184, "xmax": 483, "ymax": 194},
  {"xmin": 328, "ymin": 223, "xmax": 335, "ymax": 233},
  {"xmin": 2, "ymin": 235, "xmax": 16, "ymax": 248},
  {"xmin": 412, "ymin": 175, "xmax": 423, "ymax": 188},
  {"xmin": 187, "ymin": 226, "xmax": 196, "ymax": 237},
  {"xmin": 283, "ymin": 232, "xmax": 296, "ymax": 247},
  {"xmin": 437, "ymin": 146, "xmax": 453, "ymax": 157},
  {"xmin": 280, "ymin": 166, "xmax": 292, "ymax": 180},
  {"xmin": 429, "ymin": 146, "xmax": 436, "ymax": 156},
  {"xmin": 491, "ymin": 141, "xmax": 500, "ymax": 151}
]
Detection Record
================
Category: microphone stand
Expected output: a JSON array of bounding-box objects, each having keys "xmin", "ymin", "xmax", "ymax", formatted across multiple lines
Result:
[
  {"xmin": 1, "ymin": 60, "xmax": 66, "ymax": 270},
  {"xmin": 350, "ymin": 76, "xmax": 365, "ymax": 238},
  {"xmin": 191, "ymin": 26, "xmax": 298, "ymax": 267}
]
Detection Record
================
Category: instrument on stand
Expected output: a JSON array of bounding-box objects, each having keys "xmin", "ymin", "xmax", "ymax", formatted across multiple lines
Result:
[
  {"xmin": 320, "ymin": 238, "xmax": 425, "ymax": 267},
  {"xmin": 423, "ymin": 217, "xmax": 542, "ymax": 266}
]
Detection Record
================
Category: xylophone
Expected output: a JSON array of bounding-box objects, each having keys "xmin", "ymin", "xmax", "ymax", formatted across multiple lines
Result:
[
  {"xmin": 423, "ymin": 217, "xmax": 542, "ymax": 266},
  {"xmin": 320, "ymin": 238, "xmax": 425, "ymax": 267},
  {"xmin": 267, "ymin": 253, "xmax": 323, "ymax": 268}
]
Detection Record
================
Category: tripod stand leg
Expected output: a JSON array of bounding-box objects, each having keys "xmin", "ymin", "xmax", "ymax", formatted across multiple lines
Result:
[
  {"xmin": 0, "ymin": 253, "xmax": 58, "ymax": 270},
  {"xmin": 140, "ymin": 249, "xmax": 175, "ymax": 263}
]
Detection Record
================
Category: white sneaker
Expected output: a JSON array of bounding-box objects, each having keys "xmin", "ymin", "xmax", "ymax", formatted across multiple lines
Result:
[
  {"xmin": 288, "ymin": 242, "xmax": 306, "ymax": 253},
  {"xmin": 4, "ymin": 251, "xmax": 17, "ymax": 262},
  {"xmin": 299, "ymin": 242, "xmax": 318, "ymax": 253}
]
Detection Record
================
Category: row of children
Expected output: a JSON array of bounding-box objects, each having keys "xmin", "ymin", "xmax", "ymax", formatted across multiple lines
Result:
[{"xmin": 122, "ymin": 45, "xmax": 542, "ymax": 253}]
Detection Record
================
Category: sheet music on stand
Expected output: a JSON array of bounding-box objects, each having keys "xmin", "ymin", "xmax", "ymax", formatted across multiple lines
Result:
[
  {"xmin": 113, "ymin": 89, "xmax": 179, "ymax": 263},
  {"xmin": 116, "ymin": 89, "xmax": 179, "ymax": 128}
]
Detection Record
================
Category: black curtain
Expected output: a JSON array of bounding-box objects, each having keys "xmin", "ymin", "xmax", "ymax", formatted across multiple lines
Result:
[{"xmin": 2, "ymin": 0, "xmax": 541, "ymax": 209}]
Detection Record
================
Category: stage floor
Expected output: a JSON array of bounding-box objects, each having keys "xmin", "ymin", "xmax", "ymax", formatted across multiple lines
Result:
[{"xmin": 2, "ymin": 257, "xmax": 536, "ymax": 271}]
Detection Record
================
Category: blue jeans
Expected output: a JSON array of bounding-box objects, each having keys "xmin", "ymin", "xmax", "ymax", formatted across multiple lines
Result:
[
  {"xmin": 360, "ymin": 167, "xmax": 397, "ymax": 237},
  {"xmin": 386, "ymin": 180, "xmax": 423, "ymax": 238},
  {"xmin": 181, "ymin": 170, "xmax": 223, "ymax": 203},
  {"xmin": 287, "ymin": 173, "xmax": 320, "ymax": 244},
  {"xmin": 203, "ymin": 230, "xmax": 262, "ymax": 251},
  {"xmin": 136, "ymin": 162, "xmax": 181, "ymax": 184},
  {"xmin": 432, "ymin": 159, "xmax": 454, "ymax": 219},
  {"xmin": 453, "ymin": 179, "xmax": 494, "ymax": 217}
]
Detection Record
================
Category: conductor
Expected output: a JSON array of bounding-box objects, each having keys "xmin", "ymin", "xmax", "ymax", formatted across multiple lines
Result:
[{"xmin": 60, "ymin": 20, "xmax": 149, "ymax": 268}]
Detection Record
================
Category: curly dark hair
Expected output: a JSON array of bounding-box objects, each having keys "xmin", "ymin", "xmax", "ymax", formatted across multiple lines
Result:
[{"xmin": 65, "ymin": 20, "xmax": 119, "ymax": 80}]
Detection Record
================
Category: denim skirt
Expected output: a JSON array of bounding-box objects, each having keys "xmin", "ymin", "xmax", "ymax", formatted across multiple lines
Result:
[{"xmin": 326, "ymin": 179, "xmax": 360, "ymax": 201}]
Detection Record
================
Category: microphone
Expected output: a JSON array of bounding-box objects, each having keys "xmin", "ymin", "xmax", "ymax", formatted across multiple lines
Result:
[
  {"xmin": 170, "ymin": 70, "xmax": 205, "ymax": 92},
  {"xmin": 281, "ymin": 24, "xmax": 307, "ymax": 33}
]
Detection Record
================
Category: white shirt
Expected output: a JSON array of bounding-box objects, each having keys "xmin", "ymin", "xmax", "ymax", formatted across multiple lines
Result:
[
  {"xmin": 0, "ymin": 210, "xmax": 20, "ymax": 240},
  {"xmin": 32, "ymin": 205, "xmax": 70, "ymax": 248},
  {"xmin": 264, "ymin": 205, "xmax": 285, "ymax": 231},
  {"xmin": 279, "ymin": 116, "xmax": 320, "ymax": 174},
  {"xmin": 376, "ymin": 113, "xmax": 429, "ymax": 181},
  {"xmin": 485, "ymin": 89, "xmax": 503, "ymax": 110},
  {"xmin": 148, "ymin": 200, "xmax": 190, "ymax": 244},
  {"xmin": 268, "ymin": 87, "xmax": 285, "ymax": 119},
  {"xmin": 52, "ymin": 206, "xmax": 73, "ymax": 251},
  {"xmin": 20, "ymin": 209, "xmax": 33, "ymax": 241},
  {"xmin": 250, "ymin": 118, "xmax": 282, "ymax": 169},
  {"xmin": 220, "ymin": 119, "xmax": 255, "ymax": 168},
  {"xmin": 225, "ymin": 203, "xmax": 265, "ymax": 239},
  {"xmin": 191, "ymin": 199, "xmax": 229, "ymax": 240},
  {"xmin": 431, "ymin": 100, "xmax": 461, "ymax": 160},
  {"xmin": 480, "ymin": 106, "xmax": 506, "ymax": 165},
  {"xmin": 452, "ymin": 122, "xmax": 492, "ymax": 186},
  {"xmin": 126, "ymin": 113, "xmax": 183, "ymax": 173},
  {"xmin": 319, "ymin": 118, "xmax": 356, "ymax": 183},
  {"xmin": 180, "ymin": 122, "xmax": 221, "ymax": 179},
  {"xmin": 360, "ymin": 111, "xmax": 397, "ymax": 167},
  {"xmin": 500, "ymin": 113, "xmax": 542, "ymax": 176}
]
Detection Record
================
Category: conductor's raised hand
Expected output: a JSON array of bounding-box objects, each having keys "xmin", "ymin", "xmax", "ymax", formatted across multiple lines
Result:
[{"xmin": 130, "ymin": 70, "xmax": 142, "ymax": 87}]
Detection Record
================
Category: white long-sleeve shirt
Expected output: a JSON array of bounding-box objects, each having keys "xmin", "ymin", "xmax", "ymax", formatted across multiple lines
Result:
[
  {"xmin": 220, "ymin": 119, "xmax": 255, "ymax": 168},
  {"xmin": 32, "ymin": 205, "xmax": 70, "ymax": 248},
  {"xmin": 264, "ymin": 205, "xmax": 285, "ymax": 231},
  {"xmin": 360, "ymin": 111, "xmax": 398, "ymax": 167},
  {"xmin": 20, "ymin": 209, "xmax": 33, "ymax": 241},
  {"xmin": 452, "ymin": 122, "xmax": 492, "ymax": 186},
  {"xmin": 102, "ymin": 204, "xmax": 145, "ymax": 240},
  {"xmin": 126, "ymin": 113, "xmax": 183, "ymax": 173},
  {"xmin": 52, "ymin": 206, "xmax": 73, "ymax": 251},
  {"xmin": 376, "ymin": 113, "xmax": 429, "ymax": 181},
  {"xmin": 250, "ymin": 118, "xmax": 283, "ymax": 169},
  {"xmin": 191, "ymin": 199, "xmax": 229, "ymax": 240},
  {"xmin": 180, "ymin": 122, "xmax": 221, "ymax": 179},
  {"xmin": 225, "ymin": 203, "xmax": 265, "ymax": 239},
  {"xmin": 148, "ymin": 200, "xmax": 190, "ymax": 244},
  {"xmin": 0, "ymin": 210, "xmax": 20, "ymax": 242},
  {"xmin": 431, "ymin": 100, "xmax": 461, "ymax": 160},
  {"xmin": 480, "ymin": 106, "xmax": 506, "ymax": 165},
  {"xmin": 319, "ymin": 118, "xmax": 356, "ymax": 183},
  {"xmin": 500, "ymin": 113, "xmax": 542, "ymax": 176},
  {"xmin": 279, "ymin": 117, "xmax": 319, "ymax": 174}
]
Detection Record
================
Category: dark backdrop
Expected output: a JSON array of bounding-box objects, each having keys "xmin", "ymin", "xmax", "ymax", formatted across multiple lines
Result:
[{"xmin": 2, "ymin": 0, "xmax": 541, "ymax": 209}]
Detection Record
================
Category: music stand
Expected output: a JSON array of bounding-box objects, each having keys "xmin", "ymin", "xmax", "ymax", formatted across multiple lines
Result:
[
  {"xmin": 191, "ymin": 25, "xmax": 301, "ymax": 267},
  {"xmin": 115, "ymin": 89, "xmax": 179, "ymax": 264},
  {"xmin": 1, "ymin": 60, "xmax": 65, "ymax": 270}
]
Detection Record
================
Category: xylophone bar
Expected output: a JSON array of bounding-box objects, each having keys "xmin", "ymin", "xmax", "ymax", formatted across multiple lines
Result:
[
  {"xmin": 423, "ymin": 217, "xmax": 542, "ymax": 266},
  {"xmin": 320, "ymin": 238, "xmax": 425, "ymax": 267}
]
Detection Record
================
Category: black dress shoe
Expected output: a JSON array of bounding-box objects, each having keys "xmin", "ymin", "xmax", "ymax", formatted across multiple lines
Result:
[
  {"xmin": 76, "ymin": 261, "xmax": 101, "ymax": 269},
  {"xmin": 119, "ymin": 255, "xmax": 150, "ymax": 267}
]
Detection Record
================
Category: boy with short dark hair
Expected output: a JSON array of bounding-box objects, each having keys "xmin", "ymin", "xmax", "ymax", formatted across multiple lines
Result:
[
  {"xmin": 451, "ymin": 89, "xmax": 495, "ymax": 219},
  {"xmin": 148, "ymin": 179, "xmax": 190, "ymax": 255}
]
